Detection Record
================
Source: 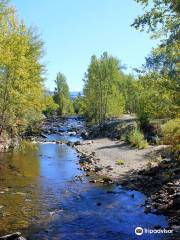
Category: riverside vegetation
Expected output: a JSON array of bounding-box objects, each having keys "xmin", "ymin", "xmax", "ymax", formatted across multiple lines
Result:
[
  {"xmin": 0, "ymin": 0, "xmax": 179, "ymax": 239},
  {"xmin": 0, "ymin": 0, "xmax": 179, "ymax": 155}
]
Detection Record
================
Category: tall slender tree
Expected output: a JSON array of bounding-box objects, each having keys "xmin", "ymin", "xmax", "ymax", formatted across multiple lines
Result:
[{"xmin": 54, "ymin": 72, "xmax": 72, "ymax": 115}]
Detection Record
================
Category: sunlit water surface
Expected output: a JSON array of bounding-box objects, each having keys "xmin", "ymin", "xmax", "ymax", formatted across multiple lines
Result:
[{"xmin": 0, "ymin": 118, "xmax": 172, "ymax": 240}]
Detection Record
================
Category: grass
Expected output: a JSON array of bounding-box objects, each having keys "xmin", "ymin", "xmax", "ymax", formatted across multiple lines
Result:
[
  {"xmin": 116, "ymin": 159, "xmax": 124, "ymax": 165},
  {"xmin": 127, "ymin": 128, "xmax": 148, "ymax": 149}
]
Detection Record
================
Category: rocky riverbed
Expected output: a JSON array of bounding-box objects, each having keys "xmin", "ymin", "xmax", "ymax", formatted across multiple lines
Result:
[{"xmin": 72, "ymin": 133, "xmax": 180, "ymax": 237}]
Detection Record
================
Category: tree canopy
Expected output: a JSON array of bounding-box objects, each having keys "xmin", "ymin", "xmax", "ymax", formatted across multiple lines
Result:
[
  {"xmin": 131, "ymin": 0, "xmax": 180, "ymax": 123},
  {"xmin": 83, "ymin": 52, "xmax": 125, "ymax": 124},
  {"xmin": 0, "ymin": 0, "xmax": 45, "ymax": 136}
]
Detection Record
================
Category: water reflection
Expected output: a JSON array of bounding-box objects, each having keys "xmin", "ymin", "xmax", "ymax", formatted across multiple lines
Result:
[{"xmin": 0, "ymin": 145, "xmax": 41, "ymax": 234}]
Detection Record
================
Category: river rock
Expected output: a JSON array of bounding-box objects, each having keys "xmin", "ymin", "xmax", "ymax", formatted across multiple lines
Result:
[
  {"xmin": 94, "ymin": 166, "xmax": 103, "ymax": 172},
  {"xmin": 68, "ymin": 131, "xmax": 77, "ymax": 136},
  {"xmin": 172, "ymin": 193, "xmax": 180, "ymax": 209},
  {"xmin": 144, "ymin": 205, "xmax": 151, "ymax": 213},
  {"xmin": 97, "ymin": 202, "xmax": 102, "ymax": 206},
  {"xmin": 89, "ymin": 179, "xmax": 97, "ymax": 183},
  {"xmin": 55, "ymin": 141, "xmax": 63, "ymax": 144},
  {"xmin": 75, "ymin": 175, "xmax": 83, "ymax": 181},
  {"xmin": 102, "ymin": 177, "xmax": 113, "ymax": 184},
  {"xmin": 81, "ymin": 131, "xmax": 89, "ymax": 139},
  {"xmin": 74, "ymin": 141, "xmax": 81, "ymax": 146},
  {"xmin": 106, "ymin": 165, "xmax": 114, "ymax": 170},
  {"xmin": 0, "ymin": 232, "xmax": 26, "ymax": 240},
  {"xmin": 67, "ymin": 141, "xmax": 74, "ymax": 147}
]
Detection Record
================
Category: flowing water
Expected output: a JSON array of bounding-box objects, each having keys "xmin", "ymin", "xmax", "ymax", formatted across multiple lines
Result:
[{"xmin": 0, "ymin": 118, "xmax": 172, "ymax": 239}]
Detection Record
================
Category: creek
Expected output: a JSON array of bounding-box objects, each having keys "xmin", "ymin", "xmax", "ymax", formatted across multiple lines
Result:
[{"xmin": 0, "ymin": 117, "xmax": 170, "ymax": 240}]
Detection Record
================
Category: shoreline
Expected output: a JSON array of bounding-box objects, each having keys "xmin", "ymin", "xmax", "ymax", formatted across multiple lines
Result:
[{"xmin": 74, "ymin": 137, "xmax": 180, "ymax": 234}]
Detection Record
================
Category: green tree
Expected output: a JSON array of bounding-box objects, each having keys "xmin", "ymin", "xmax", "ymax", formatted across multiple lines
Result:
[
  {"xmin": 0, "ymin": 1, "xmax": 45, "ymax": 136},
  {"xmin": 135, "ymin": 73, "xmax": 176, "ymax": 126},
  {"xmin": 118, "ymin": 74, "xmax": 138, "ymax": 114},
  {"xmin": 132, "ymin": 0, "xmax": 180, "ymax": 123},
  {"xmin": 132, "ymin": 0, "xmax": 179, "ymax": 91},
  {"xmin": 83, "ymin": 52, "xmax": 125, "ymax": 124},
  {"xmin": 43, "ymin": 95, "xmax": 58, "ymax": 116},
  {"xmin": 53, "ymin": 72, "xmax": 73, "ymax": 115}
]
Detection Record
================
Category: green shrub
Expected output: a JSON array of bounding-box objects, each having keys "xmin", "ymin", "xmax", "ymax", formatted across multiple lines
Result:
[
  {"xmin": 118, "ymin": 121, "xmax": 138, "ymax": 140},
  {"xmin": 127, "ymin": 128, "xmax": 148, "ymax": 149},
  {"xmin": 121, "ymin": 133, "xmax": 129, "ymax": 142},
  {"xmin": 162, "ymin": 118, "xmax": 180, "ymax": 156},
  {"xmin": 116, "ymin": 159, "xmax": 124, "ymax": 165}
]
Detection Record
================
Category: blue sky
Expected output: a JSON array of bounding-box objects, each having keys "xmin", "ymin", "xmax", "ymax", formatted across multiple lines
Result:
[{"xmin": 12, "ymin": 0, "xmax": 157, "ymax": 91}]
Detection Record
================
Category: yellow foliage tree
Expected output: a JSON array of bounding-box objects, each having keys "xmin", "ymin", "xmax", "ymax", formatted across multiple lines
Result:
[{"xmin": 0, "ymin": 1, "xmax": 45, "ymax": 136}]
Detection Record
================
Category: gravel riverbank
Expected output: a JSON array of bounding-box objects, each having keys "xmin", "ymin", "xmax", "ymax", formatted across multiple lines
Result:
[
  {"xmin": 74, "ymin": 138, "xmax": 180, "ymax": 236},
  {"xmin": 75, "ymin": 138, "xmax": 166, "ymax": 178}
]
